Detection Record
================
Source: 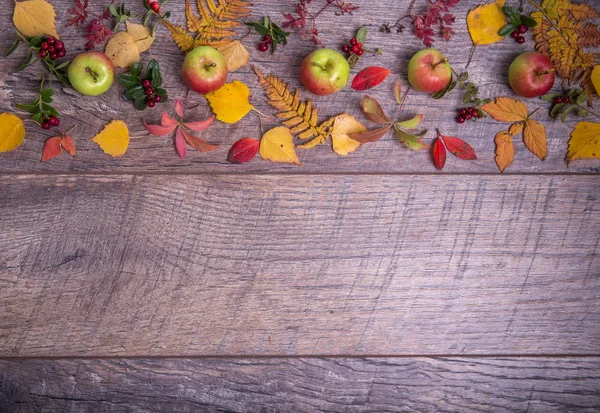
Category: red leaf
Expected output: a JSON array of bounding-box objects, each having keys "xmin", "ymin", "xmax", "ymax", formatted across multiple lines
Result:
[
  {"xmin": 351, "ymin": 67, "xmax": 391, "ymax": 91},
  {"xmin": 175, "ymin": 99, "xmax": 184, "ymax": 118},
  {"xmin": 432, "ymin": 137, "xmax": 446, "ymax": 170},
  {"xmin": 161, "ymin": 112, "xmax": 178, "ymax": 127},
  {"xmin": 41, "ymin": 137, "xmax": 62, "ymax": 162},
  {"xmin": 181, "ymin": 128, "xmax": 219, "ymax": 153},
  {"xmin": 145, "ymin": 122, "xmax": 177, "ymax": 136},
  {"xmin": 348, "ymin": 126, "xmax": 391, "ymax": 144},
  {"xmin": 227, "ymin": 137, "xmax": 259, "ymax": 163},
  {"xmin": 442, "ymin": 135, "xmax": 477, "ymax": 160},
  {"xmin": 183, "ymin": 115, "xmax": 215, "ymax": 131},
  {"xmin": 175, "ymin": 127, "xmax": 187, "ymax": 159},
  {"xmin": 60, "ymin": 135, "xmax": 76, "ymax": 156}
]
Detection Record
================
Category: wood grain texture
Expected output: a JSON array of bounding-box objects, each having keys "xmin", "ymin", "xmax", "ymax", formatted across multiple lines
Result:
[
  {"xmin": 1, "ymin": 174, "xmax": 599, "ymax": 357},
  {"xmin": 0, "ymin": 0, "xmax": 598, "ymax": 173},
  {"xmin": 2, "ymin": 357, "xmax": 600, "ymax": 412}
]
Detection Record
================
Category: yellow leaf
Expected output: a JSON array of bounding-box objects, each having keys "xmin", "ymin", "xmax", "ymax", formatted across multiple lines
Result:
[
  {"xmin": 13, "ymin": 0, "xmax": 58, "ymax": 39},
  {"xmin": 591, "ymin": 66, "xmax": 600, "ymax": 96},
  {"xmin": 104, "ymin": 32, "xmax": 140, "ymax": 68},
  {"xmin": 91, "ymin": 120, "xmax": 129, "ymax": 157},
  {"xmin": 523, "ymin": 119, "xmax": 547, "ymax": 160},
  {"xmin": 216, "ymin": 40, "xmax": 250, "ymax": 71},
  {"xmin": 259, "ymin": 126, "xmax": 301, "ymax": 166},
  {"xmin": 0, "ymin": 113, "xmax": 26, "ymax": 153},
  {"xmin": 481, "ymin": 97, "xmax": 528, "ymax": 122},
  {"xmin": 508, "ymin": 122, "xmax": 524, "ymax": 136},
  {"xmin": 330, "ymin": 114, "xmax": 366, "ymax": 156},
  {"xmin": 494, "ymin": 130, "xmax": 514, "ymax": 173},
  {"xmin": 467, "ymin": 0, "xmax": 506, "ymax": 45},
  {"xmin": 205, "ymin": 81, "xmax": 254, "ymax": 124},
  {"xmin": 567, "ymin": 121, "xmax": 600, "ymax": 163},
  {"xmin": 125, "ymin": 22, "xmax": 155, "ymax": 54}
]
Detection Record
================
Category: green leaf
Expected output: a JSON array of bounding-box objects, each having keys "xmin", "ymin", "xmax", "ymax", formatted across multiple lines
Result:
[
  {"xmin": 540, "ymin": 92, "xmax": 561, "ymax": 102},
  {"xmin": 560, "ymin": 104, "xmax": 578, "ymax": 122},
  {"xmin": 16, "ymin": 103, "xmax": 39, "ymax": 114},
  {"xmin": 509, "ymin": 13, "xmax": 521, "ymax": 27},
  {"xmin": 5, "ymin": 38, "xmax": 20, "ymax": 57},
  {"xmin": 54, "ymin": 61, "xmax": 70, "ymax": 70},
  {"xmin": 499, "ymin": 24, "xmax": 515, "ymax": 37},
  {"xmin": 109, "ymin": 4, "xmax": 119, "ymax": 17},
  {"xmin": 393, "ymin": 127, "xmax": 429, "ymax": 150},
  {"xmin": 578, "ymin": 108, "xmax": 588, "ymax": 117},
  {"xmin": 356, "ymin": 26, "xmax": 368, "ymax": 44},
  {"xmin": 576, "ymin": 92, "xmax": 589, "ymax": 106},
  {"xmin": 28, "ymin": 36, "xmax": 44, "ymax": 47},
  {"xmin": 520, "ymin": 15, "xmax": 537, "ymax": 28},
  {"xmin": 245, "ymin": 22, "xmax": 270, "ymax": 35},
  {"xmin": 458, "ymin": 72, "xmax": 469, "ymax": 82},
  {"xmin": 550, "ymin": 102, "xmax": 565, "ymax": 118},
  {"xmin": 31, "ymin": 112, "xmax": 43, "ymax": 124},
  {"xmin": 125, "ymin": 85, "xmax": 145, "ymax": 100},
  {"xmin": 431, "ymin": 80, "xmax": 456, "ymax": 99},
  {"xmin": 40, "ymin": 88, "xmax": 53, "ymax": 103},
  {"xmin": 134, "ymin": 97, "xmax": 147, "ymax": 111},
  {"xmin": 17, "ymin": 50, "xmax": 34, "ymax": 72},
  {"xmin": 42, "ymin": 103, "xmax": 59, "ymax": 117}
]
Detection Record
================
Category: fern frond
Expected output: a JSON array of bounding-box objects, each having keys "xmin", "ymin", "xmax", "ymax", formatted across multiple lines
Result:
[
  {"xmin": 254, "ymin": 66, "xmax": 332, "ymax": 147},
  {"xmin": 161, "ymin": 20, "xmax": 195, "ymax": 52}
]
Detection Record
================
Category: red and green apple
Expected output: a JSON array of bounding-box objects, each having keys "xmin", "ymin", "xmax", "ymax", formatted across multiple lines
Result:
[
  {"xmin": 68, "ymin": 51, "xmax": 115, "ymax": 96},
  {"xmin": 508, "ymin": 52, "xmax": 555, "ymax": 98},
  {"xmin": 407, "ymin": 48, "xmax": 452, "ymax": 94},
  {"xmin": 182, "ymin": 46, "xmax": 228, "ymax": 95},
  {"xmin": 300, "ymin": 48, "xmax": 350, "ymax": 95}
]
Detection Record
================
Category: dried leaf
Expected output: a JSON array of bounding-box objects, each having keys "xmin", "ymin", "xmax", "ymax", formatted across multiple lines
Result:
[
  {"xmin": 394, "ymin": 81, "xmax": 402, "ymax": 104},
  {"xmin": 433, "ymin": 137, "xmax": 446, "ymax": 170},
  {"xmin": 184, "ymin": 116, "xmax": 215, "ymax": 131},
  {"xmin": 13, "ymin": 0, "xmax": 59, "ymax": 39},
  {"xmin": 442, "ymin": 135, "xmax": 477, "ymax": 160},
  {"xmin": 41, "ymin": 136, "xmax": 61, "ymax": 162},
  {"xmin": 509, "ymin": 122, "xmax": 524, "ymax": 136},
  {"xmin": 105, "ymin": 31, "xmax": 140, "ymax": 68},
  {"xmin": 395, "ymin": 114, "xmax": 424, "ymax": 130},
  {"xmin": 175, "ymin": 99, "xmax": 184, "ymax": 118},
  {"xmin": 175, "ymin": 127, "xmax": 187, "ymax": 159},
  {"xmin": 125, "ymin": 22, "xmax": 155, "ymax": 54},
  {"xmin": 394, "ymin": 128, "xmax": 429, "ymax": 150},
  {"xmin": 0, "ymin": 113, "xmax": 26, "ymax": 153},
  {"xmin": 330, "ymin": 114, "xmax": 367, "ymax": 156},
  {"xmin": 91, "ymin": 120, "xmax": 129, "ymax": 157},
  {"xmin": 567, "ymin": 121, "xmax": 600, "ymax": 163},
  {"xmin": 162, "ymin": 112, "xmax": 178, "ymax": 127},
  {"xmin": 216, "ymin": 40, "xmax": 250, "ymax": 71},
  {"xmin": 61, "ymin": 135, "xmax": 76, "ymax": 156},
  {"xmin": 592, "ymin": 65, "xmax": 600, "ymax": 96},
  {"xmin": 348, "ymin": 125, "xmax": 391, "ymax": 144},
  {"xmin": 467, "ymin": 0, "xmax": 506, "ymax": 45},
  {"xmin": 227, "ymin": 137, "xmax": 259, "ymax": 163},
  {"xmin": 205, "ymin": 81, "xmax": 254, "ymax": 124},
  {"xmin": 181, "ymin": 128, "xmax": 219, "ymax": 153},
  {"xmin": 481, "ymin": 97, "xmax": 528, "ymax": 122},
  {"xmin": 145, "ymin": 122, "xmax": 177, "ymax": 136},
  {"xmin": 351, "ymin": 67, "xmax": 391, "ymax": 91},
  {"xmin": 494, "ymin": 130, "xmax": 514, "ymax": 172},
  {"xmin": 259, "ymin": 126, "xmax": 300, "ymax": 165},
  {"xmin": 523, "ymin": 119, "xmax": 547, "ymax": 160},
  {"xmin": 360, "ymin": 95, "xmax": 390, "ymax": 125}
]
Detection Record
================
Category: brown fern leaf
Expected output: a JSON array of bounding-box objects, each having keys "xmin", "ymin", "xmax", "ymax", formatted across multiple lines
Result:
[
  {"xmin": 253, "ymin": 66, "xmax": 333, "ymax": 147},
  {"xmin": 162, "ymin": 19, "xmax": 195, "ymax": 52}
]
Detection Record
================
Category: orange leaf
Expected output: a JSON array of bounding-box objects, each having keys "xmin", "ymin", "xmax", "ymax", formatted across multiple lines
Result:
[
  {"xmin": 348, "ymin": 125, "xmax": 391, "ymax": 144},
  {"xmin": 523, "ymin": 119, "xmax": 547, "ymax": 160},
  {"xmin": 494, "ymin": 130, "xmax": 514, "ymax": 173},
  {"xmin": 60, "ymin": 135, "xmax": 76, "ymax": 156},
  {"xmin": 41, "ymin": 136, "xmax": 61, "ymax": 162},
  {"xmin": 181, "ymin": 128, "xmax": 219, "ymax": 153},
  {"xmin": 481, "ymin": 97, "xmax": 528, "ymax": 122},
  {"xmin": 394, "ymin": 80, "xmax": 402, "ymax": 104},
  {"xmin": 360, "ymin": 95, "xmax": 390, "ymax": 124},
  {"xmin": 508, "ymin": 122, "xmax": 523, "ymax": 136}
]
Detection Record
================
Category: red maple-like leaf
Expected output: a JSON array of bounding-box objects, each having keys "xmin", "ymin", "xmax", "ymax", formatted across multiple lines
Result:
[{"xmin": 66, "ymin": 0, "xmax": 89, "ymax": 28}]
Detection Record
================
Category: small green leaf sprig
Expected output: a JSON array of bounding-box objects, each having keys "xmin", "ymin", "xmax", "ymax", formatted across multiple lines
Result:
[
  {"xmin": 498, "ymin": 6, "xmax": 537, "ymax": 37},
  {"xmin": 6, "ymin": 34, "xmax": 70, "ymax": 85},
  {"xmin": 541, "ymin": 89, "xmax": 592, "ymax": 122},
  {"xmin": 118, "ymin": 59, "xmax": 168, "ymax": 110},
  {"xmin": 16, "ymin": 76, "xmax": 61, "ymax": 128},
  {"xmin": 245, "ymin": 16, "xmax": 290, "ymax": 53}
]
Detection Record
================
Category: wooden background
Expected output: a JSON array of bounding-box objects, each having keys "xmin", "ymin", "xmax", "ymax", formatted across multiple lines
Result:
[{"xmin": 1, "ymin": 0, "xmax": 599, "ymax": 411}]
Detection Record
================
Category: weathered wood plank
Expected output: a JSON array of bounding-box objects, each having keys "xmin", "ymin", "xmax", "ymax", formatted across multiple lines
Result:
[
  {"xmin": 1, "ymin": 175, "xmax": 599, "ymax": 357},
  {"xmin": 1, "ymin": 357, "xmax": 600, "ymax": 412},
  {"xmin": 0, "ymin": 0, "xmax": 598, "ymax": 173}
]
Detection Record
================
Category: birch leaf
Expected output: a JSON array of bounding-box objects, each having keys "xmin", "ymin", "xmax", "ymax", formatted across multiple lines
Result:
[
  {"xmin": 105, "ymin": 32, "xmax": 140, "ymax": 68},
  {"xmin": 259, "ymin": 126, "xmax": 300, "ymax": 165},
  {"xmin": 567, "ymin": 121, "xmax": 600, "ymax": 163},
  {"xmin": 216, "ymin": 40, "xmax": 250, "ymax": 71},
  {"xmin": 126, "ymin": 22, "xmax": 155, "ymax": 54},
  {"xmin": 0, "ymin": 113, "xmax": 26, "ymax": 153},
  {"xmin": 205, "ymin": 81, "xmax": 254, "ymax": 124},
  {"xmin": 91, "ymin": 120, "xmax": 129, "ymax": 157},
  {"xmin": 13, "ymin": 0, "xmax": 59, "ymax": 39},
  {"xmin": 467, "ymin": 0, "xmax": 506, "ymax": 45},
  {"xmin": 330, "ymin": 114, "xmax": 366, "ymax": 156}
]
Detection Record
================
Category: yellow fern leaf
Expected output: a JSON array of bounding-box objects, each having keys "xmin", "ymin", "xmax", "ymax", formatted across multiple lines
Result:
[
  {"xmin": 162, "ymin": 20, "xmax": 195, "ymax": 52},
  {"xmin": 254, "ymin": 66, "xmax": 331, "ymax": 147}
]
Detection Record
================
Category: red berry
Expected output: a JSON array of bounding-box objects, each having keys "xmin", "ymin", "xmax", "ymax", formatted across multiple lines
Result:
[
  {"xmin": 258, "ymin": 43, "xmax": 268, "ymax": 52},
  {"xmin": 50, "ymin": 53, "xmax": 58, "ymax": 60},
  {"xmin": 40, "ymin": 42, "xmax": 49, "ymax": 50},
  {"xmin": 342, "ymin": 45, "xmax": 349, "ymax": 53},
  {"xmin": 555, "ymin": 96, "xmax": 563, "ymax": 104},
  {"xmin": 154, "ymin": 95, "xmax": 162, "ymax": 103},
  {"xmin": 563, "ymin": 96, "xmax": 570, "ymax": 103},
  {"xmin": 518, "ymin": 24, "xmax": 528, "ymax": 34},
  {"xmin": 151, "ymin": 2, "xmax": 160, "ymax": 12},
  {"xmin": 356, "ymin": 42, "xmax": 362, "ymax": 49},
  {"xmin": 351, "ymin": 45, "xmax": 359, "ymax": 54},
  {"xmin": 511, "ymin": 31, "xmax": 519, "ymax": 39},
  {"xmin": 456, "ymin": 116, "xmax": 465, "ymax": 124},
  {"xmin": 142, "ymin": 80, "xmax": 151, "ymax": 88},
  {"xmin": 46, "ymin": 37, "xmax": 56, "ymax": 45},
  {"xmin": 263, "ymin": 35, "xmax": 272, "ymax": 42},
  {"xmin": 39, "ymin": 50, "xmax": 48, "ymax": 58},
  {"xmin": 48, "ymin": 46, "xmax": 56, "ymax": 54},
  {"xmin": 55, "ymin": 40, "xmax": 65, "ymax": 50},
  {"xmin": 57, "ymin": 50, "xmax": 66, "ymax": 58},
  {"xmin": 357, "ymin": 49, "xmax": 364, "ymax": 56},
  {"xmin": 465, "ymin": 112, "xmax": 473, "ymax": 120},
  {"xmin": 42, "ymin": 122, "xmax": 51, "ymax": 130},
  {"xmin": 145, "ymin": 88, "xmax": 154, "ymax": 96},
  {"xmin": 147, "ymin": 99, "xmax": 155, "ymax": 108},
  {"xmin": 349, "ymin": 38, "xmax": 357, "ymax": 46},
  {"xmin": 49, "ymin": 117, "xmax": 60, "ymax": 127},
  {"xmin": 459, "ymin": 108, "xmax": 468, "ymax": 116},
  {"xmin": 516, "ymin": 36, "xmax": 525, "ymax": 44}
]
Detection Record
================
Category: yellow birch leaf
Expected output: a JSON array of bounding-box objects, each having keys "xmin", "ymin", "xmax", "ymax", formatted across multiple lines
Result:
[
  {"xmin": 591, "ymin": 66, "xmax": 600, "ymax": 96},
  {"xmin": 125, "ymin": 22, "xmax": 155, "ymax": 54},
  {"xmin": 216, "ymin": 40, "xmax": 249, "ymax": 71},
  {"xmin": 0, "ymin": 113, "xmax": 26, "ymax": 153},
  {"xmin": 330, "ymin": 114, "xmax": 366, "ymax": 156},
  {"xmin": 508, "ymin": 122, "xmax": 524, "ymax": 136},
  {"xmin": 523, "ymin": 119, "xmax": 547, "ymax": 160},
  {"xmin": 13, "ymin": 0, "xmax": 58, "ymax": 39},
  {"xmin": 91, "ymin": 120, "xmax": 129, "ymax": 157},
  {"xmin": 481, "ymin": 97, "xmax": 528, "ymax": 122},
  {"xmin": 567, "ymin": 121, "xmax": 600, "ymax": 163},
  {"xmin": 494, "ymin": 130, "xmax": 514, "ymax": 173},
  {"xmin": 259, "ymin": 126, "xmax": 301, "ymax": 166},
  {"xmin": 205, "ymin": 81, "xmax": 254, "ymax": 124},
  {"xmin": 105, "ymin": 32, "xmax": 140, "ymax": 68},
  {"xmin": 467, "ymin": 0, "xmax": 506, "ymax": 45}
]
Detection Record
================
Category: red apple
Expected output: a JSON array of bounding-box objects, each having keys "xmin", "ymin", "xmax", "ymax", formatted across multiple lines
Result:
[
  {"xmin": 68, "ymin": 52, "xmax": 114, "ymax": 96},
  {"xmin": 407, "ymin": 48, "xmax": 452, "ymax": 93},
  {"xmin": 508, "ymin": 52, "xmax": 555, "ymax": 98},
  {"xmin": 300, "ymin": 48, "xmax": 350, "ymax": 95},
  {"xmin": 182, "ymin": 46, "xmax": 228, "ymax": 94}
]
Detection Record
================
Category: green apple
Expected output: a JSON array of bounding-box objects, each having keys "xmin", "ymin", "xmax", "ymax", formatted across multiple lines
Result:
[
  {"xmin": 300, "ymin": 48, "xmax": 350, "ymax": 95},
  {"xmin": 68, "ymin": 52, "xmax": 115, "ymax": 96},
  {"xmin": 182, "ymin": 46, "xmax": 228, "ymax": 95},
  {"xmin": 407, "ymin": 48, "xmax": 452, "ymax": 93}
]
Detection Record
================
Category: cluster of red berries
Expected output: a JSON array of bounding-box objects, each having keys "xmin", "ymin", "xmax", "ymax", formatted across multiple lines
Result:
[
  {"xmin": 456, "ymin": 107, "xmax": 481, "ymax": 124},
  {"xmin": 147, "ymin": 0, "xmax": 160, "ymax": 13},
  {"xmin": 39, "ymin": 37, "xmax": 66, "ymax": 61},
  {"xmin": 41, "ymin": 115, "xmax": 60, "ymax": 130},
  {"xmin": 341, "ymin": 38, "xmax": 364, "ymax": 56},
  {"xmin": 553, "ymin": 95, "xmax": 571, "ymax": 104},
  {"xmin": 142, "ymin": 79, "xmax": 162, "ymax": 108},
  {"xmin": 257, "ymin": 35, "xmax": 272, "ymax": 52},
  {"xmin": 510, "ymin": 24, "xmax": 529, "ymax": 44}
]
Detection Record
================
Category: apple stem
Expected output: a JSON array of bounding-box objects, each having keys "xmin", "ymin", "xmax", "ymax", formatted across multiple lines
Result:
[
  {"xmin": 528, "ymin": 107, "xmax": 541, "ymax": 118},
  {"xmin": 431, "ymin": 58, "xmax": 448, "ymax": 69},
  {"xmin": 311, "ymin": 62, "xmax": 327, "ymax": 71},
  {"xmin": 204, "ymin": 63, "xmax": 217, "ymax": 71},
  {"xmin": 85, "ymin": 67, "xmax": 99, "ymax": 83},
  {"xmin": 540, "ymin": 68, "xmax": 555, "ymax": 75}
]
